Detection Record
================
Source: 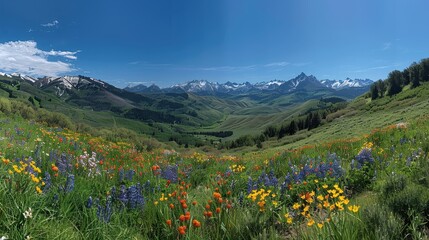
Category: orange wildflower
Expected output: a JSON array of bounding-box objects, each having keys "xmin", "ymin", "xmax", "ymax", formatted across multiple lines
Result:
[
  {"xmin": 178, "ymin": 226, "xmax": 186, "ymax": 235},
  {"xmin": 185, "ymin": 212, "xmax": 191, "ymax": 220},
  {"xmin": 51, "ymin": 164, "xmax": 58, "ymax": 172},
  {"xmin": 213, "ymin": 192, "xmax": 221, "ymax": 199},
  {"xmin": 192, "ymin": 219, "xmax": 201, "ymax": 228}
]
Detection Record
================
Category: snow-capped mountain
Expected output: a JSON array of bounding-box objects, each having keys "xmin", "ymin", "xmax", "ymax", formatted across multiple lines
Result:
[
  {"xmin": 254, "ymin": 80, "xmax": 285, "ymax": 90},
  {"xmin": 172, "ymin": 80, "xmax": 220, "ymax": 93},
  {"xmin": 170, "ymin": 80, "xmax": 254, "ymax": 94},
  {"xmin": 4, "ymin": 73, "xmax": 37, "ymax": 83},
  {"xmin": 278, "ymin": 72, "xmax": 325, "ymax": 92},
  {"xmin": 125, "ymin": 72, "xmax": 373, "ymax": 96},
  {"xmin": 37, "ymin": 75, "xmax": 106, "ymax": 90},
  {"xmin": 223, "ymin": 81, "xmax": 254, "ymax": 92},
  {"xmin": 320, "ymin": 78, "xmax": 373, "ymax": 89},
  {"xmin": 0, "ymin": 72, "xmax": 12, "ymax": 78}
]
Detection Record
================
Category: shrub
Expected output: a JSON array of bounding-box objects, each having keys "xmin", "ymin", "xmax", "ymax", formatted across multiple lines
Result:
[
  {"xmin": 0, "ymin": 97, "xmax": 12, "ymax": 114},
  {"xmin": 37, "ymin": 109, "xmax": 74, "ymax": 129},
  {"xmin": 385, "ymin": 184, "xmax": 429, "ymax": 224},
  {"xmin": 361, "ymin": 204, "xmax": 404, "ymax": 240},
  {"xmin": 346, "ymin": 165, "xmax": 375, "ymax": 194},
  {"xmin": 380, "ymin": 173, "xmax": 407, "ymax": 198}
]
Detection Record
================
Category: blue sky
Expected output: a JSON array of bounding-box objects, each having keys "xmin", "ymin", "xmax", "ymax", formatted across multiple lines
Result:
[{"xmin": 0, "ymin": 0, "xmax": 428, "ymax": 88}]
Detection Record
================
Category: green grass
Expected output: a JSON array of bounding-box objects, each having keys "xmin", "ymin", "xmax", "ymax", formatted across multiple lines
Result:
[
  {"xmin": 253, "ymin": 82, "xmax": 429, "ymax": 155},
  {"xmin": 1, "ymin": 101, "xmax": 429, "ymax": 239}
]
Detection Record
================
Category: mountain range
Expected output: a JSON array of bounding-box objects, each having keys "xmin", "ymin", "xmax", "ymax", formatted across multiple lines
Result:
[
  {"xmin": 3, "ymin": 71, "xmax": 372, "ymax": 99},
  {"xmin": 124, "ymin": 72, "xmax": 373, "ymax": 96}
]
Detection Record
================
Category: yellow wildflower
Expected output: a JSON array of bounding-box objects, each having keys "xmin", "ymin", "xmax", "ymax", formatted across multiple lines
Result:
[
  {"xmin": 348, "ymin": 205, "xmax": 360, "ymax": 213},
  {"xmin": 293, "ymin": 203, "xmax": 301, "ymax": 210}
]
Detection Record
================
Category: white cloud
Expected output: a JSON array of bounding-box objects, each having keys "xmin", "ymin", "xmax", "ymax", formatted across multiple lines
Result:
[
  {"xmin": 264, "ymin": 61, "xmax": 290, "ymax": 67},
  {"xmin": 0, "ymin": 40, "xmax": 78, "ymax": 76},
  {"xmin": 41, "ymin": 20, "xmax": 59, "ymax": 27},
  {"xmin": 46, "ymin": 49, "xmax": 79, "ymax": 60}
]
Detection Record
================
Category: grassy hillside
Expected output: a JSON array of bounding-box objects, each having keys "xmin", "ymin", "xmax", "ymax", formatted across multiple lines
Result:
[
  {"xmin": 256, "ymin": 82, "xmax": 429, "ymax": 154},
  {"xmin": 0, "ymin": 103, "xmax": 429, "ymax": 239}
]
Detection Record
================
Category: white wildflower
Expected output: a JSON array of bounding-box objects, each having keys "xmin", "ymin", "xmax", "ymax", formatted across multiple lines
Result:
[{"xmin": 23, "ymin": 207, "xmax": 32, "ymax": 219}]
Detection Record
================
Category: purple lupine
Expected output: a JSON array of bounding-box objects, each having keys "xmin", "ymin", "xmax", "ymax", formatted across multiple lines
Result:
[
  {"xmin": 97, "ymin": 197, "xmax": 113, "ymax": 223},
  {"xmin": 43, "ymin": 172, "xmax": 52, "ymax": 193},
  {"xmin": 161, "ymin": 165, "xmax": 178, "ymax": 183},
  {"xmin": 127, "ymin": 185, "xmax": 145, "ymax": 209},
  {"xmin": 355, "ymin": 148, "xmax": 374, "ymax": 169},
  {"xmin": 65, "ymin": 174, "xmax": 75, "ymax": 192},
  {"xmin": 257, "ymin": 171, "xmax": 278, "ymax": 188},
  {"xmin": 104, "ymin": 198, "xmax": 113, "ymax": 222},
  {"xmin": 126, "ymin": 170, "xmax": 135, "ymax": 181},
  {"xmin": 56, "ymin": 153, "xmax": 72, "ymax": 174},
  {"xmin": 127, "ymin": 185, "xmax": 138, "ymax": 209},
  {"xmin": 134, "ymin": 183, "xmax": 145, "ymax": 208},
  {"xmin": 330, "ymin": 159, "xmax": 343, "ymax": 178},
  {"xmin": 117, "ymin": 185, "xmax": 128, "ymax": 206}
]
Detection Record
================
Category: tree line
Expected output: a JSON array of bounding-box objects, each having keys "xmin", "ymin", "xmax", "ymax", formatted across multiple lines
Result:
[
  {"xmin": 218, "ymin": 101, "xmax": 347, "ymax": 149},
  {"xmin": 370, "ymin": 58, "xmax": 429, "ymax": 100}
]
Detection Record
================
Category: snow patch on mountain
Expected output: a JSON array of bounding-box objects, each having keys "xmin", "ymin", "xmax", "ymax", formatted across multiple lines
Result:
[{"xmin": 320, "ymin": 78, "xmax": 373, "ymax": 89}]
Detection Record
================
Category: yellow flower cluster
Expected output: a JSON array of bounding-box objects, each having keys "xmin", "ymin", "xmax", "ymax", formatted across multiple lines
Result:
[
  {"xmin": 247, "ymin": 188, "xmax": 278, "ymax": 212},
  {"xmin": 191, "ymin": 152, "xmax": 210, "ymax": 163},
  {"xmin": 218, "ymin": 155, "xmax": 238, "ymax": 161},
  {"xmin": 362, "ymin": 142, "xmax": 373, "ymax": 150},
  {"xmin": 230, "ymin": 164, "xmax": 246, "ymax": 173},
  {"xmin": 6, "ymin": 160, "xmax": 45, "ymax": 194},
  {"xmin": 159, "ymin": 193, "xmax": 168, "ymax": 201},
  {"xmin": 285, "ymin": 183, "xmax": 360, "ymax": 228}
]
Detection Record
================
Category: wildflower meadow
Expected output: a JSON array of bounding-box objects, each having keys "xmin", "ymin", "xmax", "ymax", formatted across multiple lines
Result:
[{"xmin": 1, "ymin": 115, "xmax": 429, "ymax": 239}]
